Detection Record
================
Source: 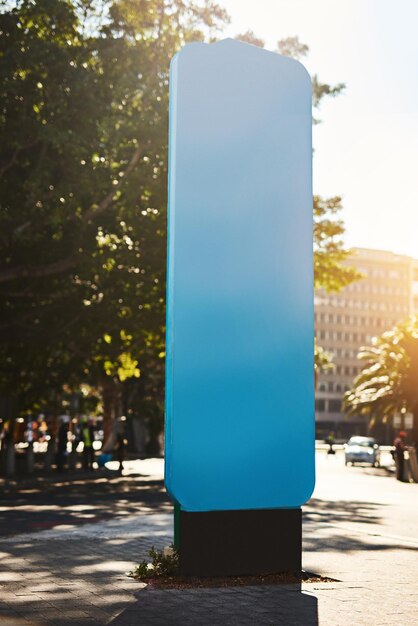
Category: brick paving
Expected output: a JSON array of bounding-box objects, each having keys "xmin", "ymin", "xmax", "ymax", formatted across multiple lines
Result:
[{"xmin": 0, "ymin": 455, "xmax": 417, "ymax": 625}]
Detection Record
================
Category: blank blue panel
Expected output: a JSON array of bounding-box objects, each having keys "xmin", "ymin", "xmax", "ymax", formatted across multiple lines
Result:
[{"xmin": 165, "ymin": 39, "xmax": 315, "ymax": 511}]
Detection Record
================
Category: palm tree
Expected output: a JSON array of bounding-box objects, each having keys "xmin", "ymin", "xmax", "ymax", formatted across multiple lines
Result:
[
  {"xmin": 314, "ymin": 340, "xmax": 333, "ymax": 389},
  {"xmin": 344, "ymin": 316, "xmax": 418, "ymax": 455}
]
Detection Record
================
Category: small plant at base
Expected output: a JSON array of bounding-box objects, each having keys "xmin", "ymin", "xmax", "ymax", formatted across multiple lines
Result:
[{"xmin": 129, "ymin": 545, "xmax": 179, "ymax": 580}]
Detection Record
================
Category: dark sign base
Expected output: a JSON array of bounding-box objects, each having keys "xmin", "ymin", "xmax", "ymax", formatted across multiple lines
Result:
[{"xmin": 177, "ymin": 508, "xmax": 301, "ymax": 577}]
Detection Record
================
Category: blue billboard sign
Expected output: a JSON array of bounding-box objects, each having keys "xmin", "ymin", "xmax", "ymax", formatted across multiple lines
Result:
[{"xmin": 165, "ymin": 39, "xmax": 314, "ymax": 512}]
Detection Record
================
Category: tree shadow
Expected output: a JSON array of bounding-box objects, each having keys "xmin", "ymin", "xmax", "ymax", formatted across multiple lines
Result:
[
  {"xmin": 304, "ymin": 498, "xmax": 384, "ymax": 526},
  {"xmin": 303, "ymin": 498, "xmax": 417, "ymax": 553},
  {"xmin": 0, "ymin": 472, "xmax": 321, "ymax": 626},
  {"xmin": 0, "ymin": 471, "xmax": 171, "ymax": 537}
]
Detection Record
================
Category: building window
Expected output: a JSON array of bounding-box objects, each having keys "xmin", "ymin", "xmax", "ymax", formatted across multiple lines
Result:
[
  {"xmin": 315, "ymin": 399, "xmax": 326, "ymax": 412},
  {"xmin": 328, "ymin": 382, "xmax": 334, "ymax": 392},
  {"xmin": 328, "ymin": 399, "xmax": 341, "ymax": 413}
]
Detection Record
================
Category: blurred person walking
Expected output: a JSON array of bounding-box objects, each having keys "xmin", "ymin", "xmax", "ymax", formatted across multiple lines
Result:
[
  {"xmin": 326, "ymin": 431, "xmax": 336, "ymax": 455},
  {"xmin": 393, "ymin": 431, "xmax": 407, "ymax": 481},
  {"xmin": 81, "ymin": 417, "xmax": 95, "ymax": 471},
  {"xmin": 115, "ymin": 417, "xmax": 127, "ymax": 475},
  {"xmin": 0, "ymin": 419, "xmax": 15, "ymax": 477},
  {"xmin": 24, "ymin": 417, "xmax": 35, "ymax": 473},
  {"xmin": 56, "ymin": 416, "xmax": 70, "ymax": 472}
]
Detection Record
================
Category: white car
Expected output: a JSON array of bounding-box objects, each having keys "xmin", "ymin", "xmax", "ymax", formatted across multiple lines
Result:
[{"xmin": 344, "ymin": 436, "xmax": 381, "ymax": 467}]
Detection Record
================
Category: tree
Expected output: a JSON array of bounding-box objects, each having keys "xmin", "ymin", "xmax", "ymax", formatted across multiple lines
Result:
[
  {"xmin": 235, "ymin": 30, "xmax": 265, "ymax": 48},
  {"xmin": 0, "ymin": 5, "xmax": 358, "ymax": 450},
  {"xmin": 344, "ymin": 316, "xmax": 418, "ymax": 452},
  {"xmin": 0, "ymin": 0, "xmax": 228, "ymax": 445},
  {"xmin": 314, "ymin": 195, "xmax": 362, "ymax": 292},
  {"xmin": 314, "ymin": 339, "xmax": 332, "ymax": 389}
]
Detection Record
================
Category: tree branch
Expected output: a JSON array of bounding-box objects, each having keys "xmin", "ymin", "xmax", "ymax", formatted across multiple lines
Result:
[
  {"xmin": 0, "ymin": 145, "xmax": 143, "ymax": 284},
  {"xmin": 83, "ymin": 145, "xmax": 143, "ymax": 223},
  {"xmin": 0, "ymin": 255, "xmax": 77, "ymax": 285},
  {"xmin": 0, "ymin": 140, "xmax": 39, "ymax": 179}
]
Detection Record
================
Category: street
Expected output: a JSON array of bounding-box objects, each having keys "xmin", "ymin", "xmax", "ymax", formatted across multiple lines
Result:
[
  {"xmin": 306, "ymin": 450, "xmax": 418, "ymax": 546},
  {"xmin": 0, "ymin": 452, "xmax": 417, "ymax": 625}
]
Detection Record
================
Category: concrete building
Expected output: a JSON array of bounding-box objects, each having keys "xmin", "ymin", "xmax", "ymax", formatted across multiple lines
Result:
[{"xmin": 315, "ymin": 247, "xmax": 415, "ymax": 441}]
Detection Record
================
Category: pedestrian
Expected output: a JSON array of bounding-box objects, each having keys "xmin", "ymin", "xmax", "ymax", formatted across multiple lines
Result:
[
  {"xmin": 326, "ymin": 431, "xmax": 336, "ymax": 455},
  {"xmin": 81, "ymin": 417, "xmax": 95, "ymax": 471},
  {"xmin": 56, "ymin": 416, "xmax": 70, "ymax": 472},
  {"xmin": 24, "ymin": 417, "xmax": 35, "ymax": 474},
  {"xmin": 393, "ymin": 431, "xmax": 407, "ymax": 481},
  {"xmin": 115, "ymin": 417, "xmax": 127, "ymax": 475}
]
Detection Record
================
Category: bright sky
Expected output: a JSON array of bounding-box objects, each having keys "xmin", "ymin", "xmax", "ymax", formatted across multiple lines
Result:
[{"xmin": 220, "ymin": 0, "xmax": 418, "ymax": 258}]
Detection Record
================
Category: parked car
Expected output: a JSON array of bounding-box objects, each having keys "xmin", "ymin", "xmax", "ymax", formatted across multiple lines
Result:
[{"xmin": 344, "ymin": 436, "xmax": 381, "ymax": 467}]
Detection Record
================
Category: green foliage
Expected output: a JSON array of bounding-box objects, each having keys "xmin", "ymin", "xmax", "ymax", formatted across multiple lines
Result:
[
  {"xmin": 129, "ymin": 544, "xmax": 179, "ymax": 580},
  {"xmin": 314, "ymin": 195, "xmax": 363, "ymax": 292},
  {"xmin": 314, "ymin": 340, "xmax": 333, "ymax": 373},
  {"xmin": 0, "ymin": 4, "xmax": 358, "ymax": 435},
  {"xmin": 0, "ymin": 0, "xmax": 227, "ymax": 420},
  {"xmin": 344, "ymin": 316, "xmax": 418, "ymax": 442}
]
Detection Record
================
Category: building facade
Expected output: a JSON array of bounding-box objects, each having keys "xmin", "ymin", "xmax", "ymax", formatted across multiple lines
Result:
[{"xmin": 315, "ymin": 247, "xmax": 415, "ymax": 441}]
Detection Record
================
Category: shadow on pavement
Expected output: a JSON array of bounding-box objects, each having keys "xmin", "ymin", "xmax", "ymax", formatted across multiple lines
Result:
[
  {"xmin": 1, "ymin": 532, "xmax": 319, "ymax": 626},
  {"xmin": 359, "ymin": 465, "xmax": 395, "ymax": 478},
  {"xmin": 0, "ymin": 471, "xmax": 171, "ymax": 537},
  {"xmin": 303, "ymin": 498, "xmax": 417, "ymax": 553},
  {"xmin": 304, "ymin": 498, "xmax": 384, "ymax": 526},
  {"xmin": 108, "ymin": 585, "xmax": 319, "ymax": 626}
]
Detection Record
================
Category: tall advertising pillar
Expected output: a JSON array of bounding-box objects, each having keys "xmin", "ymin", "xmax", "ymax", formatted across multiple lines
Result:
[{"xmin": 165, "ymin": 39, "xmax": 314, "ymax": 576}]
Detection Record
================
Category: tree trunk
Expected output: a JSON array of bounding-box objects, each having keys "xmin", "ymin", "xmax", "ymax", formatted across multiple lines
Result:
[
  {"xmin": 26, "ymin": 441, "xmax": 34, "ymax": 474},
  {"xmin": 44, "ymin": 436, "xmax": 55, "ymax": 471},
  {"xmin": 145, "ymin": 413, "xmax": 164, "ymax": 457},
  {"xmin": 4, "ymin": 438, "xmax": 15, "ymax": 477},
  {"xmin": 2, "ymin": 416, "xmax": 16, "ymax": 477},
  {"xmin": 102, "ymin": 377, "xmax": 122, "ymax": 444}
]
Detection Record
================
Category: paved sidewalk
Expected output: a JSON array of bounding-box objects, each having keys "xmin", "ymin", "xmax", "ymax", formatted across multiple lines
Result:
[{"xmin": 0, "ymin": 456, "xmax": 417, "ymax": 625}]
